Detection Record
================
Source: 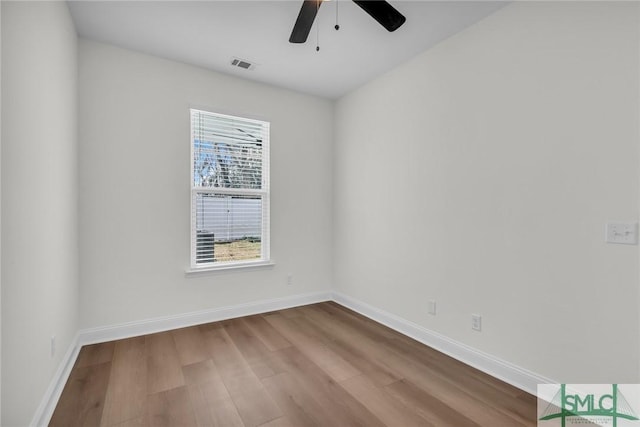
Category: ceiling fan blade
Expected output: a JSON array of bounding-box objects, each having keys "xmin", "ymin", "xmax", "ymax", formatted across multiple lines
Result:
[
  {"xmin": 289, "ymin": 0, "xmax": 323, "ymax": 44},
  {"xmin": 352, "ymin": 1, "xmax": 406, "ymax": 32}
]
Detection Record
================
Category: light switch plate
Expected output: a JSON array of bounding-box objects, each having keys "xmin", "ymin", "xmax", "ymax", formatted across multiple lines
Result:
[{"xmin": 606, "ymin": 222, "xmax": 638, "ymax": 245}]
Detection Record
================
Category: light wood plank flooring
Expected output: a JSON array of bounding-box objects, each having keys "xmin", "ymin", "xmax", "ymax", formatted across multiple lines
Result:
[{"xmin": 50, "ymin": 302, "xmax": 536, "ymax": 427}]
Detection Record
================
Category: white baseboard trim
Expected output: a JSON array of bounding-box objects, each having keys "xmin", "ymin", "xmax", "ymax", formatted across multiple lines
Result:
[
  {"xmin": 33, "ymin": 289, "xmax": 552, "ymax": 427},
  {"xmin": 331, "ymin": 291, "xmax": 555, "ymax": 395},
  {"xmin": 30, "ymin": 333, "xmax": 80, "ymax": 427},
  {"xmin": 78, "ymin": 290, "xmax": 332, "ymax": 346},
  {"xmin": 33, "ymin": 290, "xmax": 331, "ymax": 427}
]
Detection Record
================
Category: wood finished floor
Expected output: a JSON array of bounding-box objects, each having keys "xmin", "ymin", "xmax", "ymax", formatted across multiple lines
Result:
[{"xmin": 50, "ymin": 302, "xmax": 536, "ymax": 427}]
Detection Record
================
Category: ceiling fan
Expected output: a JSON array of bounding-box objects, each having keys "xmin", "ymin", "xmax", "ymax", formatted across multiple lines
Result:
[{"xmin": 289, "ymin": 0, "xmax": 406, "ymax": 44}]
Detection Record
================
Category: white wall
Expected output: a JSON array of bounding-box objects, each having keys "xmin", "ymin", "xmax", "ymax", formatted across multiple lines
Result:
[
  {"xmin": 78, "ymin": 40, "xmax": 333, "ymax": 329},
  {"xmin": 0, "ymin": 3, "xmax": 3, "ymax": 422},
  {"xmin": 334, "ymin": 1, "xmax": 640, "ymax": 384},
  {"xmin": 1, "ymin": 2, "xmax": 79, "ymax": 425}
]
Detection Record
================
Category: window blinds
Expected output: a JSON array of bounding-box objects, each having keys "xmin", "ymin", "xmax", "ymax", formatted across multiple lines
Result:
[{"xmin": 190, "ymin": 109, "xmax": 270, "ymax": 267}]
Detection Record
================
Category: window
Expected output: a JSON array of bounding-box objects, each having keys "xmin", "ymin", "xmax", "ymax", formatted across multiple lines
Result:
[{"xmin": 190, "ymin": 109, "xmax": 270, "ymax": 269}]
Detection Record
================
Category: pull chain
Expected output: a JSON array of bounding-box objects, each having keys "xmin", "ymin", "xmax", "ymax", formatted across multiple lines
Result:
[
  {"xmin": 335, "ymin": 0, "xmax": 340, "ymax": 31},
  {"xmin": 316, "ymin": 0, "xmax": 320, "ymax": 51}
]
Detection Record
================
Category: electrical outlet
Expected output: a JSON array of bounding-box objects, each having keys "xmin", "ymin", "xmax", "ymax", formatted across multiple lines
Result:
[
  {"xmin": 471, "ymin": 315, "xmax": 482, "ymax": 332},
  {"xmin": 287, "ymin": 274, "xmax": 293, "ymax": 286},
  {"xmin": 51, "ymin": 335, "xmax": 56, "ymax": 358},
  {"xmin": 427, "ymin": 300, "xmax": 436, "ymax": 315}
]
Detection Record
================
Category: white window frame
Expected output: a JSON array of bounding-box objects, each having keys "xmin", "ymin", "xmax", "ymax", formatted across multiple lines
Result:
[{"xmin": 189, "ymin": 109, "xmax": 271, "ymax": 272}]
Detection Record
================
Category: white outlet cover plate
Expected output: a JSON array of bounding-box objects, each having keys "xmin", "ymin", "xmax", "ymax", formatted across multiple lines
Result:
[
  {"xmin": 471, "ymin": 314, "xmax": 482, "ymax": 331},
  {"xmin": 427, "ymin": 300, "xmax": 436, "ymax": 315},
  {"xmin": 606, "ymin": 222, "xmax": 638, "ymax": 245}
]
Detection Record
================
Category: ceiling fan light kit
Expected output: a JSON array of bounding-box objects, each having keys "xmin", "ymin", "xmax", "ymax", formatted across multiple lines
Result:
[{"xmin": 289, "ymin": 0, "xmax": 406, "ymax": 46}]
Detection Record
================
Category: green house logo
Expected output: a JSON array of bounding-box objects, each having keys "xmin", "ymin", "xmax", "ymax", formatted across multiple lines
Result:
[{"xmin": 538, "ymin": 384, "xmax": 639, "ymax": 426}]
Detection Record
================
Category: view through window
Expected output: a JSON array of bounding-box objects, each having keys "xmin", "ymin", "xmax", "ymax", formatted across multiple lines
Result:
[{"xmin": 190, "ymin": 109, "xmax": 270, "ymax": 268}]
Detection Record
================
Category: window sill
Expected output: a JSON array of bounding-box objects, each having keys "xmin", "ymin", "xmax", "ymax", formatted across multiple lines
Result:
[{"xmin": 185, "ymin": 260, "xmax": 275, "ymax": 276}]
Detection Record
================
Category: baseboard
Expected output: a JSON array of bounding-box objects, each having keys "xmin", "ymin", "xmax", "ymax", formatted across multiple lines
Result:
[
  {"xmin": 30, "ymin": 333, "xmax": 80, "ymax": 427},
  {"xmin": 33, "ymin": 289, "xmax": 551, "ymax": 426},
  {"xmin": 32, "ymin": 290, "xmax": 330, "ymax": 426},
  {"xmin": 331, "ymin": 291, "xmax": 555, "ymax": 395},
  {"xmin": 78, "ymin": 290, "xmax": 332, "ymax": 346}
]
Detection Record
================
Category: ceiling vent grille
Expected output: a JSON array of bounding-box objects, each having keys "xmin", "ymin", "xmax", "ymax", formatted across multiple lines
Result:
[{"xmin": 230, "ymin": 57, "xmax": 255, "ymax": 71}]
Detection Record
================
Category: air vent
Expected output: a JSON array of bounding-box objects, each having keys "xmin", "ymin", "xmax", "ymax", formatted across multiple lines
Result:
[{"xmin": 230, "ymin": 57, "xmax": 255, "ymax": 71}]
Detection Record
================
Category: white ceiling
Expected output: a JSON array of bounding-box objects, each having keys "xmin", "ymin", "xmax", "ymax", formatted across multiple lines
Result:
[{"xmin": 68, "ymin": 1, "xmax": 506, "ymax": 99}]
